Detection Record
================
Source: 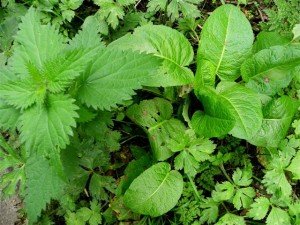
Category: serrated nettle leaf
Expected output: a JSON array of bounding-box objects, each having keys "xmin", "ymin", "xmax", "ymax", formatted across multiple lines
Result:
[
  {"xmin": 241, "ymin": 45, "xmax": 300, "ymax": 96},
  {"xmin": 127, "ymin": 98, "xmax": 185, "ymax": 161},
  {"xmin": 194, "ymin": 60, "xmax": 216, "ymax": 90},
  {"xmin": 266, "ymin": 207, "xmax": 291, "ymax": 225},
  {"xmin": 11, "ymin": 8, "xmax": 64, "ymax": 76},
  {"xmin": 286, "ymin": 151, "xmax": 300, "ymax": 179},
  {"xmin": 123, "ymin": 162, "xmax": 183, "ymax": 217},
  {"xmin": 216, "ymin": 213, "xmax": 246, "ymax": 225},
  {"xmin": 197, "ymin": 4, "xmax": 253, "ymax": 81},
  {"xmin": 0, "ymin": 80, "xmax": 46, "ymax": 109},
  {"xmin": 249, "ymin": 96, "xmax": 299, "ymax": 148},
  {"xmin": 24, "ymin": 155, "xmax": 66, "ymax": 223},
  {"xmin": 0, "ymin": 98, "xmax": 20, "ymax": 130},
  {"xmin": 252, "ymin": 31, "xmax": 292, "ymax": 53},
  {"xmin": 19, "ymin": 94, "xmax": 78, "ymax": 155},
  {"xmin": 77, "ymin": 48, "xmax": 162, "ymax": 110},
  {"xmin": 247, "ymin": 197, "xmax": 270, "ymax": 220},
  {"xmin": 212, "ymin": 181, "xmax": 235, "ymax": 202},
  {"xmin": 233, "ymin": 187, "xmax": 256, "ymax": 210},
  {"xmin": 109, "ymin": 25, "xmax": 194, "ymax": 86},
  {"xmin": 191, "ymin": 87, "xmax": 235, "ymax": 138},
  {"xmin": 217, "ymin": 82, "xmax": 263, "ymax": 140}
]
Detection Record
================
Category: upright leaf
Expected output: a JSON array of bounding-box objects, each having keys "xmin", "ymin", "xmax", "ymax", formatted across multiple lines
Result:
[
  {"xmin": 249, "ymin": 96, "xmax": 299, "ymax": 147},
  {"xmin": 123, "ymin": 162, "xmax": 183, "ymax": 217},
  {"xmin": 241, "ymin": 45, "xmax": 300, "ymax": 95},
  {"xmin": 197, "ymin": 4, "xmax": 253, "ymax": 81},
  {"xmin": 191, "ymin": 87, "xmax": 235, "ymax": 138},
  {"xmin": 110, "ymin": 25, "xmax": 194, "ymax": 86},
  {"xmin": 11, "ymin": 8, "xmax": 64, "ymax": 78},
  {"xmin": 217, "ymin": 82, "xmax": 263, "ymax": 140},
  {"xmin": 77, "ymin": 48, "xmax": 162, "ymax": 110},
  {"xmin": 19, "ymin": 94, "xmax": 78, "ymax": 154}
]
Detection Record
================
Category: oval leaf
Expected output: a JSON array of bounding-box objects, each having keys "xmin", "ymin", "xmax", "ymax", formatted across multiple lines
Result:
[
  {"xmin": 123, "ymin": 162, "xmax": 183, "ymax": 217},
  {"xmin": 197, "ymin": 4, "xmax": 253, "ymax": 81}
]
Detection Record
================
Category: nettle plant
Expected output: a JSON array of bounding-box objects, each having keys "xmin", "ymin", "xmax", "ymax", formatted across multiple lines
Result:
[{"xmin": 1, "ymin": 3, "xmax": 300, "ymax": 225}]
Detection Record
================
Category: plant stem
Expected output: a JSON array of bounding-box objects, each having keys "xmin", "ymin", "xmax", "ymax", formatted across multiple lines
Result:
[
  {"xmin": 220, "ymin": 163, "xmax": 234, "ymax": 184},
  {"xmin": 220, "ymin": 0, "xmax": 225, "ymax": 4},
  {"xmin": 187, "ymin": 174, "xmax": 202, "ymax": 202}
]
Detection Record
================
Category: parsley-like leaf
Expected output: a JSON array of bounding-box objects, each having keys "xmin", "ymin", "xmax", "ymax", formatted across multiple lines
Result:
[{"xmin": 247, "ymin": 197, "xmax": 270, "ymax": 220}]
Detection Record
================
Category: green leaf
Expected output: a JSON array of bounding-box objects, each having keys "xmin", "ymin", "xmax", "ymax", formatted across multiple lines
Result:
[
  {"xmin": 233, "ymin": 187, "xmax": 256, "ymax": 210},
  {"xmin": 127, "ymin": 98, "xmax": 184, "ymax": 161},
  {"xmin": 197, "ymin": 4, "xmax": 253, "ymax": 81},
  {"xmin": 0, "ymin": 136, "xmax": 26, "ymax": 198},
  {"xmin": 199, "ymin": 198, "xmax": 219, "ymax": 224},
  {"xmin": 89, "ymin": 174, "xmax": 116, "ymax": 201},
  {"xmin": 24, "ymin": 155, "xmax": 66, "ymax": 223},
  {"xmin": 0, "ymin": 80, "xmax": 46, "ymax": 109},
  {"xmin": 94, "ymin": 1, "xmax": 124, "ymax": 29},
  {"xmin": 217, "ymin": 82, "xmax": 263, "ymax": 140},
  {"xmin": 0, "ymin": 98, "xmax": 20, "ymax": 130},
  {"xmin": 19, "ymin": 94, "xmax": 78, "ymax": 154},
  {"xmin": 249, "ymin": 96, "xmax": 299, "ymax": 147},
  {"xmin": 292, "ymin": 24, "xmax": 300, "ymax": 41},
  {"xmin": 232, "ymin": 167, "xmax": 253, "ymax": 186},
  {"xmin": 212, "ymin": 181, "xmax": 235, "ymax": 202},
  {"xmin": 216, "ymin": 213, "xmax": 246, "ymax": 225},
  {"xmin": 286, "ymin": 151, "xmax": 300, "ymax": 179},
  {"xmin": 247, "ymin": 197, "xmax": 270, "ymax": 220},
  {"xmin": 266, "ymin": 207, "xmax": 291, "ymax": 225},
  {"xmin": 241, "ymin": 45, "xmax": 300, "ymax": 96},
  {"xmin": 252, "ymin": 31, "xmax": 292, "ymax": 53},
  {"xmin": 123, "ymin": 162, "xmax": 183, "ymax": 217},
  {"xmin": 109, "ymin": 25, "xmax": 194, "ymax": 86},
  {"xmin": 11, "ymin": 8, "xmax": 64, "ymax": 77},
  {"xmin": 194, "ymin": 59, "xmax": 216, "ymax": 89},
  {"xmin": 77, "ymin": 48, "xmax": 162, "ymax": 110},
  {"xmin": 191, "ymin": 87, "xmax": 235, "ymax": 138}
]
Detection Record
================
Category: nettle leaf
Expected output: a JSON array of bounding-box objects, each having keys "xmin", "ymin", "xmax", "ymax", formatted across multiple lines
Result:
[
  {"xmin": 217, "ymin": 82, "xmax": 263, "ymax": 140},
  {"xmin": 110, "ymin": 25, "xmax": 194, "ymax": 86},
  {"xmin": 241, "ymin": 45, "xmax": 300, "ymax": 96},
  {"xmin": 77, "ymin": 47, "xmax": 162, "ymax": 110},
  {"xmin": 11, "ymin": 8, "xmax": 64, "ymax": 78},
  {"xmin": 212, "ymin": 181, "xmax": 235, "ymax": 202},
  {"xmin": 191, "ymin": 87, "xmax": 235, "ymax": 138},
  {"xmin": 286, "ymin": 151, "xmax": 300, "ymax": 179},
  {"xmin": 266, "ymin": 207, "xmax": 291, "ymax": 225},
  {"xmin": 0, "ymin": 98, "xmax": 20, "ymax": 130},
  {"xmin": 24, "ymin": 155, "xmax": 66, "ymax": 223},
  {"xmin": 249, "ymin": 96, "xmax": 299, "ymax": 148},
  {"xmin": 0, "ymin": 80, "xmax": 46, "ymax": 109},
  {"xmin": 123, "ymin": 162, "xmax": 183, "ymax": 217},
  {"xmin": 197, "ymin": 4, "xmax": 253, "ymax": 81},
  {"xmin": 127, "ymin": 98, "xmax": 185, "ymax": 161},
  {"xmin": 252, "ymin": 31, "xmax": 292, "ymax": 53},
  {"xmin": 216, "ymin": 213, "xmax": 246, "ymax": 225},
  {"xmin": 233, "ymin": 187, "xmax": 256, "ymax": 210},
  {"xmin": 247, "ymin": 197, "xmax": 270, "ymax": 220},
  {"xmin": 19, "ymin": 94, "xmax": 78, "ymax": 154}
]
